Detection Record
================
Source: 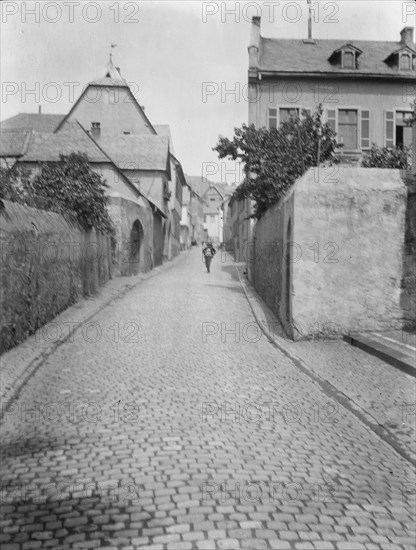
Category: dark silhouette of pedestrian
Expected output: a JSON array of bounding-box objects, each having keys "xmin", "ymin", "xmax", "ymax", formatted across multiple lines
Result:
[{"xmin": 202, "ymin": 242, "xmax": 216, "ymax": 273}]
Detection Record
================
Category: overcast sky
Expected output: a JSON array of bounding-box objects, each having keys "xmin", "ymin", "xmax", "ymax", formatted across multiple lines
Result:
[{"xmin": 1, "ymin": 0, "xmax": 413, "ymax": 182}]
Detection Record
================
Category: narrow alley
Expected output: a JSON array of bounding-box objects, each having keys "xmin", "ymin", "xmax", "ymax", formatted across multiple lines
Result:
[{"xmin": 0, "ymin": 250, "xmax": 415, "ymax": 550}]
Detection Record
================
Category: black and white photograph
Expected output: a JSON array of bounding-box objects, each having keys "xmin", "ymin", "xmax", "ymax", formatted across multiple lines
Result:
[{"xmin": 0, "ymin": 1, "xmax": 415, "ymax": 549}]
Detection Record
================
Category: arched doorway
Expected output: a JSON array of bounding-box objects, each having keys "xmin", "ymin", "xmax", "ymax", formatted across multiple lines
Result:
[{"xmin": 129, "ymin": 219, "xmax": 143, "ymax": 275}]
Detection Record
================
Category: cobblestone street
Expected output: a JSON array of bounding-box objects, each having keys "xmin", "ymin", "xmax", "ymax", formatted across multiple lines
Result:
[{"xmin": 1, "ymin": 249, "xmax": 415, "ymax": 550}]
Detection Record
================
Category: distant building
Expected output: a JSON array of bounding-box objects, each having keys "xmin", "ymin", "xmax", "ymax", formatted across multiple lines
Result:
[
  {"xmin": 180, "ymin": 180, "xmax": 205, "ymax": 248},
  {"xmin": 186, "ymin": 176, "xmax": 236, "ymax": 244}
]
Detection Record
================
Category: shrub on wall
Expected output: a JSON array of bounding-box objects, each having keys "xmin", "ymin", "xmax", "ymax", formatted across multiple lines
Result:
[
  {"xmin": 1, "ymin": 153, "xmax": 114, "ymax": 233},
  {"xmin": 361, "ymin": 144, "xmax": 410, "ymax": 169}
]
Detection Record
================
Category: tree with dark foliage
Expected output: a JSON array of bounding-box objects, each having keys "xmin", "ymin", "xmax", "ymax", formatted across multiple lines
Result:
[
  {"xmin": 213, "ymin": 106, "xmax": 340, "ymax": 219},
  {"xmin": 0, "ymin": 153, "xmax": 113, "ymax": 233}
]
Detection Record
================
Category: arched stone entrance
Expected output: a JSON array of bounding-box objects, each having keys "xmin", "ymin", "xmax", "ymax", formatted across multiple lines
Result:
[{"xmin": 129, "ymin": 219, "xmax": 143, "ymax": 275}]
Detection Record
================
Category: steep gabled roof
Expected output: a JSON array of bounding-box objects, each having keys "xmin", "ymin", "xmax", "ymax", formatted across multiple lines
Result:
[
  {"xmin": 89, "ymin": 58, "xmax": 128, "ymax": 87},
  {"xmin": 99, "ymin": 135, "xmax": 170, "ymax": 173},
  {"xmin": 1, "ymin": 113, "xmax": 65, "ymax": 133},
  {"xmin": 55, "ymin": 59, "xmax": 157, "ymax": 134},
  {"xmin": 204, "ymin": 184, "xmax": 225, "ymax": 199},
  {"xmin": 258, "ymin": 37, "xmax": 416, "ymax": 77},
  {"xmin": 18, "ymin": 121, "xmax": 109, "ymax": 163},
  {"xmin": 154, "ymin": 125, "xmax": 175, "ymax": 155},
  {"xmin": 0, "ymin": 130, "xmax": 32, "ymax": 157},
  {"xmin": 185, "ymin": 175, "xmax": 212, "ymax": 198}
]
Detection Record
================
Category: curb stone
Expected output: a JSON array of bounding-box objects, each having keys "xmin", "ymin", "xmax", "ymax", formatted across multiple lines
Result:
[
  {"xmin": 0, "ymin": 251, "xmax": 189, "ymax": 420},
  {"xmin": 229, "ymin": 253, "xmax": 416, "ymax": 469}
]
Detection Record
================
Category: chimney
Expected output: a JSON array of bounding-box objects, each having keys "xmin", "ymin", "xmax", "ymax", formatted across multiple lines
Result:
[
  {"xmin": 91, "ymin": 122, "xmax": 101, "ymax": 139},
  {"xmin": 38, "ymin": 105, "xmax": 42, "ymax": 114},
  {"xmin": 400, "ymin": 27, "xmax": 414, "ymax": 46},
  {"xmin": 248, "ymin": 16, "xmax": 260, "ymax": 69}
]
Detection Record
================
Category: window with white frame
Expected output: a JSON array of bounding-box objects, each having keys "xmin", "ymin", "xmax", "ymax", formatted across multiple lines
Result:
[
  {"xmin": 399, "ymin": 53, "xmax": 411, "ymax": 70},
  {"xmin": 326, "ymin": 108, "xmax": 371, "ymax": 151},
  {"xmin": 338, "ymin": 109, "xmax": 358, "ymax": 149},
  {"xmin": 279, "ymin": 108, "xmax": 299, "ymax": 126}
]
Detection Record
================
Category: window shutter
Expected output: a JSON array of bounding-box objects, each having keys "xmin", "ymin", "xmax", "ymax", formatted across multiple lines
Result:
[
  {"xmin": 326, "ymin": 109, "xmax": 337, "ymax": 133},
  {"xmin": 268, "ymin": 108, "xmax": 277, "ymax": 130},
  {"xmin": 361, "ymin": 110, "xmax": 371, "ymax": 149},
  {"xmin": 385, "ymin": 111, "xmax": 394, "ymax": 148}
]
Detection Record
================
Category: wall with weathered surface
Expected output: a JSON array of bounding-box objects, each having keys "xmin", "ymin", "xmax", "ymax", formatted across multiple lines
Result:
[
  {"xmin": 0, "ymin": 201, "xmax": 112, "ymax": 353},
  {"xmin": 126, "ymin": 170, "xmax": 168, "ymax": 215},
  {"xmin": 252, "ymin": 190, "xmax": 294, "ymax": 333},
  {"xmin": 252, "ymin": 167, "xmax": 412, "ymax": 338},
  {"xmin": 401, "ymin": 181, "xmax": 416, "ymax": 330},
  {"xmin": 109, "ymin": 196, "xmax": 153, "ymax": 276},
  {"xmin": 292, "ymin": 167, "xmax": 407, "ymax": 335},
  {"xmin": 249, "ymin": 76, "xmax": 414, "ymax": 149}
]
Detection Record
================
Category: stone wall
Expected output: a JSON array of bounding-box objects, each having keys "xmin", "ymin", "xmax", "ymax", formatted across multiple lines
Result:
[
  {"xmin": 401, "ymin": 181, "xmax": 416, "ymax": 330},
  {"xmin": 252, "ymin": 190, "xmax": 294, "ymax": 334},
  {"xmin": 253, "ymin": 167, "xmax": 412, "ymax": 338},
  {"xmin": 0, "ymin": 201, "xmax": 112, "ymax": 353},
  {"xmin": 109, "ymin": 196, "xmax": 153, "ymax": 276}
]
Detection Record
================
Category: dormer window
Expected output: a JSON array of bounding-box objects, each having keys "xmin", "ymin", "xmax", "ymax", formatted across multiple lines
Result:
[
  {"xmin": 384, "ymin": 46, "xmax": 416, "ymax": 70},
  {"xmin": 343, "ymin": 51, "xmax": 355, "ymax": 69},
  {"xmin": 400, "ymin": 53, "xmax": 411, "ymax": 70},
  {"xmin": 328, "ymin": 44, "xmax": 362, "ymax": 69}
]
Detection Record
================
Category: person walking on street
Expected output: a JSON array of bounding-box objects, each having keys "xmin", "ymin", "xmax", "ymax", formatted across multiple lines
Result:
[{"xmin": 202, "ymin": 241, "xmax": 216, "ymax": 273}]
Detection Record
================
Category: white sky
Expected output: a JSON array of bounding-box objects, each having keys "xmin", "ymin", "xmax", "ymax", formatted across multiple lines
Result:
[{"xmin": 1, "ymin": 1, "xmax": 414, "ymax": 182}]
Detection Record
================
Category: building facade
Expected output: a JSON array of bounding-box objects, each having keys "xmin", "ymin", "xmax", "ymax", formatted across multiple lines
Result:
[
  {"xmin": 1, "ymin": 58, "xmax": 189, "ymax": 271},
  {"xmin": 239, "ymin": 17, "xmax": 416, "ymax": 279},
  {"xmin": 248, "ymin": 18, "xmax": 415, "ymax": 156}
]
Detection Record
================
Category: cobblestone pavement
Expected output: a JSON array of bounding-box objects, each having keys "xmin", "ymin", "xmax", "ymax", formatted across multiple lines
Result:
[
  {"xmin": 1, "ymin": 249, "xmax": 415, "ymax": 550},
  {"xmin": 233, "ymin": 260, "xmax": 416, "ymax": 465},
  {"xmin": 280, "ymin": 340, "xmax": 416, "ymax": 463}
]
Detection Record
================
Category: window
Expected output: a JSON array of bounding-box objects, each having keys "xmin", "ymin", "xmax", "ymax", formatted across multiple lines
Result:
[
  {"xmin": 123, "ymin": 131, "xmax": 131, "ymax": 135},
  {"xmin": 279, "ymin": 108, "xmax": 299, "ymax": 126},
  {"xmin": 343, "ymin": 51, "xmax": 355, "ymax": 69},
  {"xmin": 400, "ymin": 53, "xmax": 411, "ymax": 70},
  {"xmin": 91, "ymin": 122, "xmax": 101, "ymax": 139},
  {"xmin": 361, "ymin": 110, "xmax": 371, "ymax": 149},
  {"xmin": 326, "ymin": 110, "xmax": 337, "ymax": 133},
  {"xmin": 268, "ymin": 108, "xmax": 277, "ymax": 129},
  {"xmin": 210, "ymin": 198, "xmax": 216, "ymax": 202},
  {"xmin": 338, "ymin": 109, "xmax": 358, "ymax": 150},
  {"xmin": 395, "ymin": 111, "xmax": 413, "ymax": 147}
]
